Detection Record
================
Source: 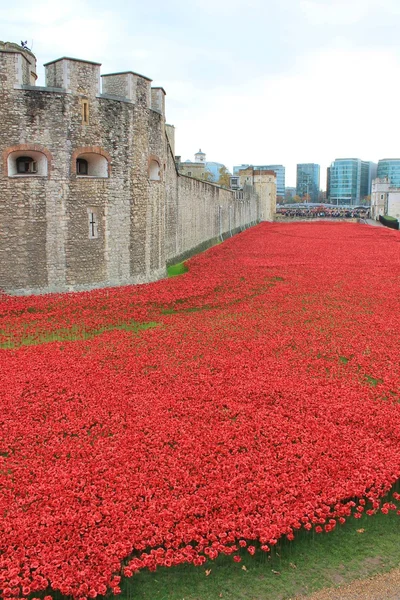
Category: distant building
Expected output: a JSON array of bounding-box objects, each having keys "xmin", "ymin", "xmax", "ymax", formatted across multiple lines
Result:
[
  {"xmin": 371, "ymin": 177, "xmax": 400, "ymax": 220},
  {"xmin": 296, "ymin": 163, "xmax": 320, "ymax": 203},
  {"xmin": 328, "ymin": 158, "xmax": 376, "ymax": 205},
  {"xmin": 206, "ymin": 161, "xmax": 228, "ymax": 182},
  {"xmin": 195, "ymin": 149, "xmax": 206, "ymax": 163},
  {"xmin": 179, "ymin": 159, "xmax": 208, "ymax": 179},
  {"xmin": 179, "ymin": 150, "xmax": 228, "ymax": 182},
  {"xmin": 233, "ymin": 164, "xmax": 285, "ymax": 197},
  {"xmin": 326, "ymin": 167, "xmax": 331, "ymax": 200},
  {"xmin": 234, "ymin": 167, "xmax": 277, "ymax": 221},
  {"xmin": 377, "ymin": 159, "xmax": 400, "ymax": 187},
  {"xmin": 285, "ymin": 187, "xmax": 296, "ymax": 201},
  {"xmin": 230, "ymin": 175, "xmax": 240, "ymax": 190}
]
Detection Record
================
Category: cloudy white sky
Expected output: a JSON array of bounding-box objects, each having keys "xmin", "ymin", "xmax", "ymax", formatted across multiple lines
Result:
[{"xmin": 2, "ymin": 0, "xmax": 400, "ymax": 188}]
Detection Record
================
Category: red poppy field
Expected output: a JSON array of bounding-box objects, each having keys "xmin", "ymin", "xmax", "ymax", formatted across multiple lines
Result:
[{"xmin": 1, "ymin": 221, "xmax": 400, "ymax": 600}]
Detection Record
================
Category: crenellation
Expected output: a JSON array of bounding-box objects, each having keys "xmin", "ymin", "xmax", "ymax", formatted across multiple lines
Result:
[
  {"xmin": 151, "ymin": 87, "xmax": 166, "ymax": 116},
  {"xmin": 44, "ymin": 57, "xmax": 101, "ymax": 96}
]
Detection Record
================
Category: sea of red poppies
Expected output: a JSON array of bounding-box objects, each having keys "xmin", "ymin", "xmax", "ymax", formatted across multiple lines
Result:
[{"xmin": 1, "ymin": 221, "xmax": 400, "ymax": 599}]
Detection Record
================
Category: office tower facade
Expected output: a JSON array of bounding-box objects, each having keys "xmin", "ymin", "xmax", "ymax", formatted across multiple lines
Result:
[
  {"xmin": 377, "ymin": 159, "xmax": 400, "ymax": 187},
  {"xmin": 328, "ymin": 159, "xmax": 376, "ymax": 205},
  {"xmin": 296, "ymin": 163, "xmax": 320, "ymax": 203}
]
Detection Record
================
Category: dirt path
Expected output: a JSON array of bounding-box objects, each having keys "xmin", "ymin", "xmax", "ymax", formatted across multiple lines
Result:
[{"xmin": 296, "ymin": 566, "xmax": 400, "ymax": 599}]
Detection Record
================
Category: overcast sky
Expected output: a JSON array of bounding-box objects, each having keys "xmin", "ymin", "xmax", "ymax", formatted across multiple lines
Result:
[{"xmin": 2, "ymin": 0, "xmax": 400, "ymax": 188}]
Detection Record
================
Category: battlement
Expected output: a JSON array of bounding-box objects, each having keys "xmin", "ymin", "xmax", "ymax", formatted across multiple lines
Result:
[
  {"xmin": 0, "ymin": 43, "xmax": 163, "ymax": 109},
  {"xmin": 151, "ymin": 87, "xmax": 166, "ymax": 115},
  {"xmin": 101, "ymin": 71, "xmax": 152, "ymax": 108},
  {"xmin": 44, "ymin": 57, "xmax": 101, "ymax": 96}
]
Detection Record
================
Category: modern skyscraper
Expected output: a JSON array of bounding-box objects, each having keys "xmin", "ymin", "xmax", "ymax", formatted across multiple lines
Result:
[
  {"xmin": 328, "ymin": 159, "xmax": 376, "ymax": 205},
  {"xmin": 377, "ymin": 159, "xmax": 400, "ymax": 187},
  {"xmin": 233, "ymin": 164, "xmax": 285, "ymax": 197},
  {"xmin": 296, "ymin": 163, "xmax": 320, "ymax": 203}
]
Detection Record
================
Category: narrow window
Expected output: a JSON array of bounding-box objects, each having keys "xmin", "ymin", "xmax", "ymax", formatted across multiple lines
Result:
[
  {"xmin": 88, "ymin": 208, "xmax": 99, "ymax": 239},
  {"xmin": 82, "ymin": 100, "xmax": 89, "ymax": 124},
  {"xmin": 149, "ymin": 159, "xmax": 161, "ymax": 181},
  {"xmin": 77, "ymin": 158, "xmax": 89, "ymax": 175},
  {"xmin": 16, "ymin": 156, "xmax": 37, "ymax": 174}
]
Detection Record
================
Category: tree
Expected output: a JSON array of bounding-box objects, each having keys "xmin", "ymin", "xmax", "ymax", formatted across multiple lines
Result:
[
  {"xmin": 194, "ymin": 169, "xmax": 214, "ymax": 182},
  {"xmin": 199, "ymin": 170, "xmax": 214, "ymax": 182},
  {"xmin": 217, "ymin": 166, "xmax": 231, "ymax": 188},
  {"xmin": 292, "ymin": 195, "xmax": 302, "ymax": 203}
]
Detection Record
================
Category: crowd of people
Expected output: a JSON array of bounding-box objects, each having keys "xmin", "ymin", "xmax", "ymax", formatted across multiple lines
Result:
[{"xmin": 276, "ymin": 204, "xmax": 370, "ymax": 220}]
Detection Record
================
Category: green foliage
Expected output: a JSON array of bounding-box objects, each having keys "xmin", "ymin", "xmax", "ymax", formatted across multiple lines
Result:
[
  {"xmin": 217, "ymin": 166, "xmax": 231, "ymax": 188},
  {"xmin": 198, "ymin": 170, "xmax": 214, "ymax": 182},
  {"xmin": 167, "ymin": 262, "xmax": 189, "ymax": 277},
  {"xmin": 379, "ymin": 215, "xmax": 399, "ymax": 230}
]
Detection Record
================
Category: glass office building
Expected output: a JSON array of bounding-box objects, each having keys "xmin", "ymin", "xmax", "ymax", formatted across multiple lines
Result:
[
  {"xmin": 296, "ymin": 163, "xmax": 320, "ymax": 203},
  {"xmin": 205, "ymin": 162, "xmax": 225, "ymax": 182},
  {"xmin": 233, "ymin": 164, "xmax": 285, "ymax": 197},
  {"xmin": 377, "ymin": 159, "xmax": 400, "ymax": 187},
  {"xmin": 328, "ymin": 158, "xmax": 375, "ymax": 205}
]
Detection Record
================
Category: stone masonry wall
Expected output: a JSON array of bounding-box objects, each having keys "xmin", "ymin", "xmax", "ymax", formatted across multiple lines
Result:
[
  {"xmin": 0, "ymin": 44, "xmax": 265, "ymax": 295},
  {"xmin": 165, "ymin": 145, "xmax": 260, "ymax": 264},
  {"xmin": 0, "ymin": 49, "xmax": 167, "ymax": 295}
]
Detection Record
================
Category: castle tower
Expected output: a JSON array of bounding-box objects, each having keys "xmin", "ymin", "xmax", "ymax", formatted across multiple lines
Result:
[
  {"xmin": 195, "ymin": 149, "xmax": 206, "ymax": 163},
  {"xmin": 44, "ymin": 56, "xmax": 101, "ymax": 96},
  {"xmin": 254, "ymin": 170, "xmax": 277, "ymax": 221},
  {"xmin": 237, "ymin": 167, "xmax": 277, "ymax": 221},
  {"xmin": 0, "ymin": 41, "xmax": 37, "ymax": 88}
]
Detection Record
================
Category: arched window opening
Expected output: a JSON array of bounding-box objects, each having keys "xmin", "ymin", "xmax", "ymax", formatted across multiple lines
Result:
[
  {"xmin": 77, "ymin": 158, "xmax": 89, "ymax": 175},
  {"xmin": 75, "ymin": 153, "xmax": 108, "ymax": 178},
  {"xmin": 149, "ymin": 159, "xmax": 160, "ymax": 181},
  {"xmin": 16, "ymin": 156, "xmax": 37, "ymax": 174},
  {"xmin": 7, "ymin": 150, "xmax": 48, "ymax": 177}
]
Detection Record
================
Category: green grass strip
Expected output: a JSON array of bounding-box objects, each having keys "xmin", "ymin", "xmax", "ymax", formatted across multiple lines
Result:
[
  {"xmin": 167, "ymin": 262, "xmax": 189, "ymax": 277},
  {"xmin": 121, "ymin": 510, "xmax": 400, "ymax": 600},
  {"xmin": 0, "ymin": 321, "xmax": 159, "ymax": 349}
]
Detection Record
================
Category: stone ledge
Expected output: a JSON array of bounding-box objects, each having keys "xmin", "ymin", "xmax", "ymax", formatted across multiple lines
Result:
[
  {"xmin": 17, "ymin": 85, "xmax": 68, "ymax": 93},
  {"xmin": 97, "ymin": 93, "xmax": 133, "ymax": 104}
]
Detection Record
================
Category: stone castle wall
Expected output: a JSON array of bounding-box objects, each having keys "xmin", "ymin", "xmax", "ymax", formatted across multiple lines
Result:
[
  {"xmin": 0, "ymin": 44, "xmax": 272, "ymax": 295},
  {"xmin": 165, "ymin": 149, "xmax": 259, "ymax": 264}
]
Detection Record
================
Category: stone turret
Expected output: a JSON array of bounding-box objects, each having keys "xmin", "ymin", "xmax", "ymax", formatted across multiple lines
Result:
[
  {"xmin": 0, "ymin": 41, "xmax": 37, "ymax": 87},
  {"xmin": 238, "ymin": 167, "xmax": 277, "ymax": 221},
  {"xmin": 101, "ymin": 71, "xmax": 152, "ymax": 107},
  {"xmin": 44, "ymin": 57, "xmax": 101, "ymax": 96}
]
